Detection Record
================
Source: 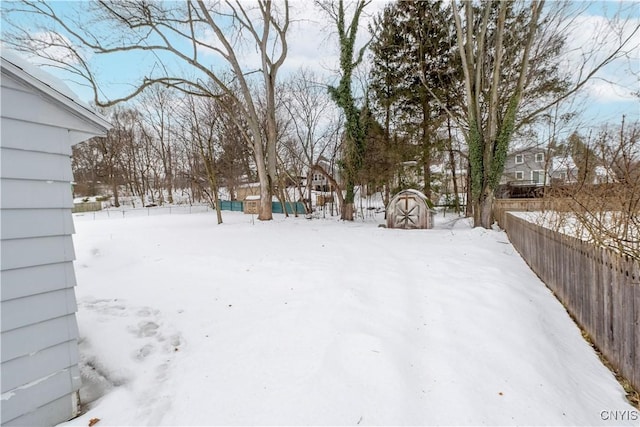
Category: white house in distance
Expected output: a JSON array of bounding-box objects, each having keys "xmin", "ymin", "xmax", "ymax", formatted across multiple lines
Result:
[{"xmin": 1, "ymin": 53, "xmax": 111, "ymax": 426}]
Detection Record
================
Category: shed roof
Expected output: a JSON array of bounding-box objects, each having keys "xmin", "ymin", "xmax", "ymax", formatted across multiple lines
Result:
[
  {"xmin": 1, "ymin": 52, "xmax": 111, "ymax": 135},
  {"xmin": 394, "ymin": 189, "xmax": 430, "ymax": 201}
]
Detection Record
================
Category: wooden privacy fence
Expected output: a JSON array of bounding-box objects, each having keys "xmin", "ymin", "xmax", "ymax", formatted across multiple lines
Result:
[
  {"xmin": 505, "ymin": 212, "xmax": 639, "ymax": 392},
  {"xmin": 493, "ymin": 198, "xmax": 576, "ymax": 229}
]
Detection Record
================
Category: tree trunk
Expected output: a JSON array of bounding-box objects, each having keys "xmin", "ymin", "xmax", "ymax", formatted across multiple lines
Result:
[
  {"xmin": 257, "ymin": 159, "xmax": 273, "ymax": 221},
  {"xmin": 343, "ymin": 181, "xmax": 355, "ymax": 221},
  {"xmin": 384, "ymin": 184, "xmax": 390, "ymax": 217},
  {"xmin": 166, "ymin": 144, "xmax": 174, "ymax": 204},
  {"xmin": 447, "ymin": 118, "xmax": 460, "ymax": 214},
  {"xmin": 465, "ymin": 159, "xmax": 473, "ymax": 217},
  {"xmin": 212, "ymin": 183, "xmax": 223, "ymax": 225},
  {"xmin": 481, "ymin": 193, "xmax": 494, "ymax": 228},
  {"xmin": 112, "ymin": 177, "xmax": 120, "ymax": 208},
  {"xmin": 474, "ymin": 189, "xmax": 495, "ymax": 228}
]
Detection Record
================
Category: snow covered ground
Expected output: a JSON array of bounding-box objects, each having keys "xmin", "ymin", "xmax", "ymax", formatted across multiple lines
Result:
[{"xmin": 62, "ymin": 210, "xmax": 636, "ymax": 426}]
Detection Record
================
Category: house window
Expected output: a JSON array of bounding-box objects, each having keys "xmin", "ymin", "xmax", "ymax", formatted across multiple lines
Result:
[
  {"xmin": 559, "ymin": 172, "xmax": 567, "ymax": 181},
  {"xmin": 515, "ymin": 171, "xmax": 524, "ymax": 180},
  {"xmin": 515, "ymin": 154, "xmax": 524, "ymax": 164},
  {"xmin": 535, "ymin": 153, "xmax": 544, "ymax": 163},
  {"xmin": 532, "ymin": 170, "xmax": 545, "ymax": 184}
]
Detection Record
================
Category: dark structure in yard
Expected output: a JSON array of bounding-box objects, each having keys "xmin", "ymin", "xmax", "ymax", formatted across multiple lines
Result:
[{"xmin": 386, "ymin": 189, "xmax": 435, "ymax": 229}]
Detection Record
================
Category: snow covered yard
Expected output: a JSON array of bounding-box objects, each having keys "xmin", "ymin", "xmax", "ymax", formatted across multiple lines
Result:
[{"xmin": 63, "ymin": 210, "xmax": 636, "ymax": 426}]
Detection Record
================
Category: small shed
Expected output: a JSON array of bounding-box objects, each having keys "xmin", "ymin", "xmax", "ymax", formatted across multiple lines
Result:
[
  {"xmin": 243, "ymin": 195, "xmax": 260, "ymax": 214},
  {"xmin": 386, "ymin": 189, "xmax": 435, "ymax": 229},
  {"xmin": 1, "ymin": 53, "xmax": 110, "ymax": 426}
]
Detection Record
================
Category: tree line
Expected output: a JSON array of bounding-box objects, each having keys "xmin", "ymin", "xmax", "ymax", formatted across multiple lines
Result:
[{"xmin": 2, "ymin": 0, "xmax": 638, "ymax": 226}]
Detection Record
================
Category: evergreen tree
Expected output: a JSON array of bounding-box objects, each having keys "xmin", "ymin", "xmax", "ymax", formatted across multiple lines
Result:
[{"xmin": 369, "ymin": 0, "xmax": 461, "ymax": 200}]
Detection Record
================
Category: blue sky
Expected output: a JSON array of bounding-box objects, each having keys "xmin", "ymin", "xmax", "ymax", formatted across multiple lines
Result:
[{"xmin": 2, "ymin": 0, "xmax": 638, "ymax": 132}]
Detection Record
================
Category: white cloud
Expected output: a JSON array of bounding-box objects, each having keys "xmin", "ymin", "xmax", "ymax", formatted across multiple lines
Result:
[
  {"xmin": 582, "ymin": 77, "xmax": 638, "ymax": 103},
  {"xmin": 283, "ymin": 1, "xmax": 390, "ymax": 79}
]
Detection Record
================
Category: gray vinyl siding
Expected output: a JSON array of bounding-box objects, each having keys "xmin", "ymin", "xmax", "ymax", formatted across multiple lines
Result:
[
  {"xmin": 502, "ymin": 149, "xmax": 546, "ymax": 184},
  {"xmin": 4, "ymin": 393, "xmax": 81, "ymax": 427},
  {"xmin": 1, "ymin": 236, "xmax": 75, "ymax": 270},
  {"xmin": 0, "ymin": 209, "xmax": 75, "ymax": 240},
  {"xmin": 1, "ymin": 58, "xmax": 109, "ymax": 426},
  {"xmin": 2, "ymin": 341, "xmax": 80, "ymax": 393},
  {"xmin": 1, "ymin": 316, "xmax": 80, "ymax": 363},
  {"xmin": 2, "ymin": 179, "xmax": 75, "ymax": 209},
  {"xmin": 0, "ymin": 367, "xmax": 81, "ymax": 426},
  {"xmin": 1, "ymin": 288, "xmax": 78, "ymax": 332},
  {"xmin": 1, "ymin": 263, "xmax": 76, "ymax": 302},
  {"xmin": 1, "ymin": 78, "xmax": 104, "ymax": 138},
  {"xmin": 1, "ymin": 119, "xmax": 72, "ymax": 156}
]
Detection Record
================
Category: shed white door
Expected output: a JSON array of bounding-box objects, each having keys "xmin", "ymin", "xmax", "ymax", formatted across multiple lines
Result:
[{"xmin": 393, "ymin": 195, "xmax": 421, "ymax": 229}]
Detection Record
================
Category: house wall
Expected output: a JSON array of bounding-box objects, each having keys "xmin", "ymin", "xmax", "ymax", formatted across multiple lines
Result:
[
  {"xmin": 502, "ymin": 149, "xmax": 547, "ymax": 184},
  {"xmin": 1, "ymin": 67, "xmax": 105, "ymax": 426}
]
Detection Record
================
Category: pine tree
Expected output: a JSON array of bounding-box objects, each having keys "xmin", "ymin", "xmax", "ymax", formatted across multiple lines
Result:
[{"xmin": 369, "ymin": 1, "xmax": 461, "ymax": 201}]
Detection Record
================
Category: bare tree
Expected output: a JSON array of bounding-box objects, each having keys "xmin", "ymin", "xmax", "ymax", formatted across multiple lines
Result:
[
  {"xmin": 71, "ymin": 139, "xmax": 102, "ymax": 198},
  {"xmin": 137, "ymin": 86, "xmax": 178, "ymax": 205},
  {"xmin": 72, "ymin": 106, "xmax": 137, "ymax": 207},
  {"xmin": 177, "ymin": 92, "xmax": 225, "ymax": 224},
  {"xmin": 541, "ymin": 118, "xmax": 639, "ymax": 259},
  {"xmin": 111, "ymin": 108, "xmax": 146, "ymax": 207},
  {"xmin": 2, "ymin": 0, "xmax": 289, "ymax": 220},
  {"xmin": 282, "ymin": 68, "xmax": 342, "ymax": 213}
]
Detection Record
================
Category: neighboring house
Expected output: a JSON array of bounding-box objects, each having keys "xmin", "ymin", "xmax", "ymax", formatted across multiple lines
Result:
[
  {"xmin": 1, "ymin": 53, "xmax": 110, "ymax": 426},
  {"xmin": 235, "ymin": 182, "xmax": 260, "ymax": 200},
  {"xmin": 502, "ymin": 147, "xmax": 548, "ymax": 185},
  {"xmin": 503, "ymin": 147, "xmax": 617, "ymax": 187},
  {"xmin": 309, "ymin": 157, "xmax": 335, "ymax": 192},
  {"xmin": 309, "ymin": 170, "xmax": 328, "ymax": 191},
  {"xmin": 548, "ymin": 155, "xmax": 578, "ymax": 184},
  {"xmin": 593, "ymin": 165, "xmax": 617, "ymax": 184}
]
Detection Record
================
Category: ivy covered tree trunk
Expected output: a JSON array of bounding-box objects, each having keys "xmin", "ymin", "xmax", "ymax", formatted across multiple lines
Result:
[
  {"xmin": 321, "ymin": 0, "xmax": 369, "ymax": 221},
  {"xmin": 453, "ymin": 0, "xmax": 543, "ymax": 228}
]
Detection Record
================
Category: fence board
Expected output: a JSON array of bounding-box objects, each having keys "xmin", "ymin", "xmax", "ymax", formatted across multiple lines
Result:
[{"xmin": 504, "ymin": 212, "xmax": 639, "ymax": 392}]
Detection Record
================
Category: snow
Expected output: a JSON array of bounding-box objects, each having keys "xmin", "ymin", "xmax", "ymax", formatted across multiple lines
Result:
[{"xmin": 62, "ymin": 210, "xmax": 635, "ymax": 426}]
